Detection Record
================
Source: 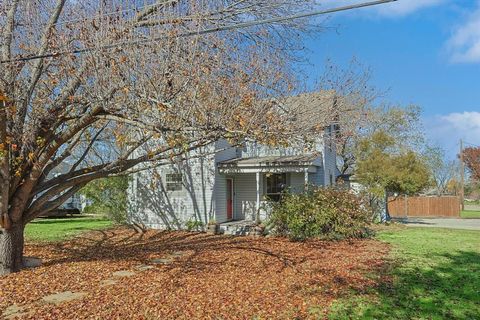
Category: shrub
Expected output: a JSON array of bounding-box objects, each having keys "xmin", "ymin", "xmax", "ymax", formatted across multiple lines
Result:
[
  {"xmin": 185, "ymin": 219, "xmax": 204, "ymax": 231},
  {"xmin": 80, "ymin": 176, "xmax": 129, "ymax": 224},
  {"xmin": 267, "ymin": 187, "xmax": 372, "ymax": 241}
]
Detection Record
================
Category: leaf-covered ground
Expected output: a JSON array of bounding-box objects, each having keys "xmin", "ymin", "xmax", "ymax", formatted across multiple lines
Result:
[{"xmin": 1, "ymin": 228, "xmax": 388, "ymax": 319}]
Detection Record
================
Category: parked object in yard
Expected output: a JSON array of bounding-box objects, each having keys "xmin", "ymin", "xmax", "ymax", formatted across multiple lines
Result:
[
  {"xmin": 41, "ymin": 208, "xmax": 81, "ymax": 218},
  {"xmin": 40, "ymin": 201, "xmax": 82, "ymax": 217}
]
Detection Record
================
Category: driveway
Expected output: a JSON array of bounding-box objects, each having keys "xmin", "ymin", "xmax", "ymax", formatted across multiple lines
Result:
[{"xmin": 397, "ymin": 218, "xmax": 480, "ymax": 231}]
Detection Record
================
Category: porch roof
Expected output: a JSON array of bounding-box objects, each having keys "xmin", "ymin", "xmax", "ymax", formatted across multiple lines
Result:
[{"xmin": 218, "ymin": 154, "xmax": 319, "ymax": 174}]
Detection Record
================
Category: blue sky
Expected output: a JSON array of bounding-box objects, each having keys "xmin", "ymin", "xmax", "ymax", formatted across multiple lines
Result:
[{"xmin": 302, "ymin": 0, "xmax": 480, "ymax": 159}]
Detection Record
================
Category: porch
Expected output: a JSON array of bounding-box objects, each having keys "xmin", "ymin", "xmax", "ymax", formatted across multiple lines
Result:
[
  {"xmin": 217, "ymin": 155, "xmax": 321, "ymax": 223},
  {"xmin": 219, "ymin": 219, "xmax": 257, "ymax": 235}
]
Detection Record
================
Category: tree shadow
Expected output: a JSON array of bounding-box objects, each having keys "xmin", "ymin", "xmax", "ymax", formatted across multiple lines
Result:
[
  {"xmin": 331, "ymin": 250, "xmax": 480, "ymax": 319},
  {"xmin": 129, "ymin": 156, "xmax": 215, "ymax": 230},
  {"xmin": 30, "ymin": 217, "xmax": 104, "ymax": 225},
  {"xmin": 42, "ymin": 229, "xmax": 301, "ymax": 271}
]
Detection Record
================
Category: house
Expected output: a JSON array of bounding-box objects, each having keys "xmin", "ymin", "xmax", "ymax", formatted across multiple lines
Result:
[
  {"xmin": 38, "ymin": 162, "xmax": 86, "ymax": 216},
  {"xmin": 128, "ymin": 92, "xmax": 339, "ymax": 230}
]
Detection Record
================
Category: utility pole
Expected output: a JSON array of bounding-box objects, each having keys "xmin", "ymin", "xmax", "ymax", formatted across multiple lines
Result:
[{"xmin": 460, "ymin": 139, "xmax": 465, "ymax": 211}]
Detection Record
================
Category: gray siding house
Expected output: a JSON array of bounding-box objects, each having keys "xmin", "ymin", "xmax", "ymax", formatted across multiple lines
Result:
[{"xmin": 128, "ymin": 93, "xmax": 338, "ymax": 229}]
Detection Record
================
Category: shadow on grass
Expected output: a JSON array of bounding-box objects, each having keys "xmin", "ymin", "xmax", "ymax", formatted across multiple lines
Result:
[
  {"xmin": 330, "ymin": 250, "xmax": 480, "ymax": 319},
  {"xmin": 30, "ymin": 217, "xmax": 107, "ymax": 225}
]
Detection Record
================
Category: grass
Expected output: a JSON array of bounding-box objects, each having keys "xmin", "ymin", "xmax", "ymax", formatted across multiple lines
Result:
[
  {"xmin": 465, "ymin": 200, "xmax": 480, "ymax": 205},
  {"xmin": 25, "ymin": 216, "xmax": 113, "ymax": 242},
  {"xmin": 329, "ymin": 227, "xmax": 480, "ymax": 320},
  {"xmin": 461, "ymin": 210, "xmax": 480, "ymax": 219}
]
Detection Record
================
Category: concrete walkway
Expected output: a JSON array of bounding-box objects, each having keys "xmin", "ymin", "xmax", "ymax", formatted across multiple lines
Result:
[{"xmin": 397, "ymin": 218, "xmax": 480, "ymax": 231}]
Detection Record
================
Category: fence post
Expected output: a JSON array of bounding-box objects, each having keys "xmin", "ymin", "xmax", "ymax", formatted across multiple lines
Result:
[
  {"xmin": 404, "ymin": 195, "xmax": 408, "ymax": 218},
  {"xmin": 427, "ymin": 197, "xmax": 431, "ymax": 216}
]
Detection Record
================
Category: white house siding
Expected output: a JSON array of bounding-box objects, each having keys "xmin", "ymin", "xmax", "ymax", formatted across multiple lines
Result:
[
  {"xmin": 225, "ymin": 172, "xmax": 312, "ymax": 221},
  {"xmin": 309, "ymin": 166, "xmax": 325, "ymax": 186},
  {"xmin": 128, "ymin": 130, "xmax": 338, "ymax": 228},
  {"xmin": 289, "ymin": 172, "xmax": 307, "ymax": 192},
  {"xmin": 322, "ymin": 125, "xmax": 337, "ymax": 186},
  {"xmin": 231, "ymin": 173, "xmax": 260, "ymax": 221},
  {"xmin": 129, "ymin": 145, "xmax": 216, "ymax": 229},
  {"xmin": 214, "ymin": 139, "xmax": 240, "ymax": 223},
  {"xmin": 243, "ymin": 141, "xmax": 304, "ymax": 158}
]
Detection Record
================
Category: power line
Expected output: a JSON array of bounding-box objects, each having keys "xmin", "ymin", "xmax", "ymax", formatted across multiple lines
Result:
[{"xmin": 1, "ymin": 0, "xmax": 397, "ymax": 64}]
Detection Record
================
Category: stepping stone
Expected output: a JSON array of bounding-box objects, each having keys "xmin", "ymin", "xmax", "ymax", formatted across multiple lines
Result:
[
  {"xmin": 42, "ymin": 291, "xmax": 86, "ymax": 304},
  {"xmin": 3, "ymin": 304, "xmax": 31, "ymax": 319},
  {"xmin": 23, "ymin": 257, "xmax": 42, "ymax": 268},
  {"xmin": 100, "ymin": 279, "xmax": 118, "ymax": 287},
  {"xmin": 170, "ymin": 251, "xmax": 186, "ymax": 257},
  {"xmin": 150, "ymin": 258, "xmax": 172, "ymax": 265},
  {"xmin": 112, "ymin": 270, "xmax": 136, "ymax": 277},
  {"xmin": 135, "ymin": 264, "xmax": 154, "ymax": 271}
]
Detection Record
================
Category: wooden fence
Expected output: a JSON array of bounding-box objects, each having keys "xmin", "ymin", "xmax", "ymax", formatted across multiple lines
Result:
[{"xmin": 388, "ymin": 196, "xmax": 461, "ymax": 218}]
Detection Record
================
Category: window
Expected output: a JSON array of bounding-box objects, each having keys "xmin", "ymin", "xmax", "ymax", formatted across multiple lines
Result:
[
  {"xmin": 166, "ymin": 173, "xmax": 182, "ymax": 191},
  {"xmin": 265, "ymin": 173, "xmax": 287, "ymax": 202}
]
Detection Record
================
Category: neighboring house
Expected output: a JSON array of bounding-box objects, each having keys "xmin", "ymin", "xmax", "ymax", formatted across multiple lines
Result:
[
  {"xmin": 128, "ymin": 92, "xmax": 339, "ymax": 229},
  {"xmin": 39, "ymin": 163, "xmax": 86, "ymax": 216}
]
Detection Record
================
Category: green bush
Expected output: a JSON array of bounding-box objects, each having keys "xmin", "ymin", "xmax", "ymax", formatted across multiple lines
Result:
[
  {"xmin": 185, "ymin": 219, "xmax": 204, "ymax": 231},
  {"xmin": 267, "ymin": 187, "xmax": 372, "ymax": 241},
  {"xmin": 80, "ymin": 176, "xmax": 129, "ymax": 224}
]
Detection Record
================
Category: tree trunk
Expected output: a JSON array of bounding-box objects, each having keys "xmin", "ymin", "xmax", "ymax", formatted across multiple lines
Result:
[{"xmin": 0, "ymin": 223, "xmax": 25, "ymax": 275}]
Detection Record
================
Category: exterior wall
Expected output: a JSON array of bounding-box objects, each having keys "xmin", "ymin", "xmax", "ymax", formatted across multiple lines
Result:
[
  {"xmin": 128, "ymin": 129, "xmax": 338, "ymax": 228},
  {"xmin": 129, "ymin": 145, "xmax": 216, "ymax": 229},
  {"xmin": 227, "ymin": 172, "xmax": 308, "ymax": 221},
  {"xmin": 231, "ymin": 173, "xmax": 260, "ymax": 221},
  {"xmin": 322, "ymin": 125, "xmax": 337, "ymax": 186},
  {"xmin": 214, "ymin": 139, "xmax": 242, "ymax": 223},
  {"xmin": 289, "ymin": 172, "xmax": 307, "ymax": 192},
  {"xmin": 243, "ymin": 140, "xmax": 305, "ymax": 158}
]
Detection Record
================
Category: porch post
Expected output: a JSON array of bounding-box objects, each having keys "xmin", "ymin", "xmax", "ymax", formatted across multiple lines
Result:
[
  {"xmin": 256, "ymin": 172, "xmax": 260, "ymax": 220},
  {"xmin": 304, "ymin": 168, "xmax": 309, "ymax": 190}
]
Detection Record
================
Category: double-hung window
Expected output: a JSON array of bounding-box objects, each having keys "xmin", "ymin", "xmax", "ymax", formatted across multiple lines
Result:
[
  {"xmin": 265, "ymin": 173, "xmax": 287, "ymax": 202},
  {"xmin": 165, "ymin": 173, "xmax": 182, "ymax": 191}
]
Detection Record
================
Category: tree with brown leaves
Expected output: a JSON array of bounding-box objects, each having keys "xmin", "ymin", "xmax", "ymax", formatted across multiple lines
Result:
[
  {"xmin": 0, "ymin": 0, "xmax": 365, "ymax": 275},
  {"xmin": 462, "ymin": 146, "xmax": 480, "ymax": 182}
]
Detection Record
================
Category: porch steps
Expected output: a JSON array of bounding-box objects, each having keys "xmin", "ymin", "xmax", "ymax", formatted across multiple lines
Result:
[{"xmin": 219, "ymin": 220, "xmax": 257, "ymax": 236}]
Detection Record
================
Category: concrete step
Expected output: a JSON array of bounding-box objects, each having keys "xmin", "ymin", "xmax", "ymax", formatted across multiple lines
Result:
[{"xmin": 219, "ymin": 220, "xmax": 256, "ymax": 236}]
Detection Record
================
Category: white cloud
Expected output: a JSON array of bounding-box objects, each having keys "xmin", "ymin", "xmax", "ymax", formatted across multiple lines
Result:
[
  {"xmin": 374, "ymin": 0, "xmax": 445, "ymax": 17},
  {"xmin": 441, "ymin": 111, "xmax": 480, "ymax": 134},
  {"xmin": 321, "ymin": 0, "xmax": 445, "ymax": 17},
  {"xmin": 447, "ymin": 3, "xmax": 480, "ymax": 63},
  {"xmin": 426, "ymin": 111, "xmax": 480, "ymax": 159}
]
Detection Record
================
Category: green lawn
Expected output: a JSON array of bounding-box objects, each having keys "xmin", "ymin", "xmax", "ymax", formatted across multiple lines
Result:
[
  {"xmin": 461, "ymin": 210, "xmax": 480, "ymax": 219},
  {"xmin": 329, "ymin": 227, "xmax": 480, "ymax": 320},
  {"xmin": 25, "ymin": 216, "xmax": 113, "ymax": 242}
]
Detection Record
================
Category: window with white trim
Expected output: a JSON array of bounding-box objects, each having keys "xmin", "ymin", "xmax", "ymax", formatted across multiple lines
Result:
[
  {"xmin": 165, "ymin": 173, "xmax": 182, "ymax": 191},
  {"xmin": 265, "ymin": 173, "xmax": 287, "ymax": 202}
]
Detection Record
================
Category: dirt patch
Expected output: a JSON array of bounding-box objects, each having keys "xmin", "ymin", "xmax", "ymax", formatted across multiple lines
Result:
[{"xmin": 0, "ymin": 228, "xmax": 389, "ymax": 319}]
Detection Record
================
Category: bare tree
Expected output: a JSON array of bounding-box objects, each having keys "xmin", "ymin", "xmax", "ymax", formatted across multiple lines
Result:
[
  {"xmin": 314, "ymin": 59, "xmax": 379, "ymax": 175},
  {"xmin": 0, "ymin": 0, "xmax": 338, "ymax": 274},
  {"xmin": 423, "ymin": 146, "xmax": 459, "ymax": 195}
]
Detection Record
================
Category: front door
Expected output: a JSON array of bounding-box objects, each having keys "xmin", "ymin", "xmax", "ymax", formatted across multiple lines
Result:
[{"xmin": 226, "ymin": 179, "xmax": 234, "ymax": 220}]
